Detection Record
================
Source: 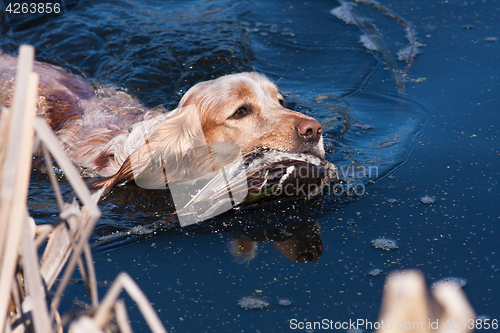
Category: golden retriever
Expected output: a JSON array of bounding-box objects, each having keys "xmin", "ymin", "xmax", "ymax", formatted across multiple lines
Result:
[{"xmin": 0, "ymin": 52, "xmax": 325, "ymax": 193}]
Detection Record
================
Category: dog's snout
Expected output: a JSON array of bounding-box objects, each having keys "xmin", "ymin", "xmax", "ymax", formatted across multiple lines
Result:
[{"xmin": 296, "ymin": 119, "xmax": 322, "ymax": 141}]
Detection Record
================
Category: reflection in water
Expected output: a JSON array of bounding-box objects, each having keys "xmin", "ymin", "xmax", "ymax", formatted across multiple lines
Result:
[{"xmin": 229, "ymin": 221, "xmax": 322, "ymax": 263}]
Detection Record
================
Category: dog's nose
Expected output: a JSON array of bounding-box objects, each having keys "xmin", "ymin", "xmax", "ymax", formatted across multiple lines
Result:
[{"xmin": 296, "ymin": 119, "xmax": 323, "ymax": 141}]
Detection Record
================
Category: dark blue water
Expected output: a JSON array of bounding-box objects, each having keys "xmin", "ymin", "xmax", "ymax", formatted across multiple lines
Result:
[{"xmin": 3, "ymin": 0, "xmax": 499, "ymax": 331}]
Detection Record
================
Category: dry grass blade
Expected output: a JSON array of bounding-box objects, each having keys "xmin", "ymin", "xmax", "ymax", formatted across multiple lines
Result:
[
  {"xmin": 34, "ymin": 224, "xmax": 55, "ymax": 249},
  {"xmin": 39, "ymin": 202, "xmax": 95, "ymax": 307},
  {"xmin": 94, "ymin": 273, "xmax": 167, "ymax": 333},
  {"xmin": 41, "ymin": 200, "xmax": 95, "ymax": 304},
  {"xmin": 83, "ymin": 242, "xmax": 99, "ymax": 307},
  {"xmin": 377, "ymin": 270, "xmax": 432, "ymax": 333},
  {"xmin": 41, "ymin": 144, "xmax": 65, "ymax": 210},
  {"xmin": 39, "ymin": 201, "xmax": 79, "ymax": 289},
  {"xmin": 33, "ymin": 118, "xmax": 102, "ymax": 212},
  {"xmin": 20, "ymin": 213, "xmax": 51, "ymax": 333},
  {"xmin": 33, "ymin": 117, "xmax": 102, "ymax": 317},
  {"xmin": 114, "ymin": 299, "xmax": 133, "ymax": 333},
  {"xmin": 0, "ymin": 45, "xmax": 38, "ymax": 332},
  {"xmin": 0, "ymin": 106, "xmax": 11, "ymax": 182},
  {"xmin": 431, "ymin": 285, "xmax": 475, "ymax": 333},
  {"xmin": 47, "ymin": 200, "xmax": 101, "ymax": 319},
  {"xmin": 9, "ymin": 279, "xmax": 22, "ymax": 325},
  {"xmin": 377, "ymin": 270, "xmax": 476, "ymax": 333},
  {"xmin": 68, "ymin": 316, "xmax": 103, "ymax": 333}
]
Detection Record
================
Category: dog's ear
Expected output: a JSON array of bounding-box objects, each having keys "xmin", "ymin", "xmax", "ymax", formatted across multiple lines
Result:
[
  {"xmin": 91, "ymin": 99, "xmax": 208, "ymax": 193},
  {"xmin": 89, "ymin": 156, "xmax": 135, "ymax": 193},
  {"xmin": 132, "ymin": 102, "xmax": 209, "ymax": 187}
]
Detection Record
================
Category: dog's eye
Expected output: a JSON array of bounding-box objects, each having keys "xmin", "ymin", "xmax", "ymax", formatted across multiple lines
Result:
[
  {"xmin": 277, "ymin": 93, "xmax": 285, "ymax": 106},
  {"xmin": 229, "ymin": 105, "xmax": 252, "ymax": 119}
]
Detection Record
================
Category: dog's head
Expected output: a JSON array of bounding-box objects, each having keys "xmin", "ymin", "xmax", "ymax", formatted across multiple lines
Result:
[
  {"xmin": 181, "ymin": 72, "xmax": 325, "ymax": 159},
  {"xmin": 92, "ymin": 72, "xmax": 326, "ymax": 191}
]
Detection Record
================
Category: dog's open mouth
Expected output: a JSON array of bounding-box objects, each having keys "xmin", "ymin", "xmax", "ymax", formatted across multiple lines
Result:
[{"xmin": 174, "ymin": 147, "xmax": 339, "ymax": 224}]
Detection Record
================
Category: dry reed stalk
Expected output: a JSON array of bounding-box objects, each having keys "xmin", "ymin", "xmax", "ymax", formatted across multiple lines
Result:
[
  {"xmin": 92, "ymin": 273, "xmax": 167, "ymax": 333},
  {"xmin": 39, "ymin": 201, "xmax": 79, "ymax": 289},
  {"xmin": 32, "ymin": 117, "xmax": 102, "ymax": 318},
  {"xmin": 377, "ymin": 270, "xmax": 475, "ymax": 333},
  {"xmin": 0, "ymin": 45, "xmax": 38, "ymax": 332},
  {"xmin": 114, "ymin": 299, "xmax": 133, "ymax": 333},
  {"xmin": 0, "ymin": 106, "xmax": 11, "ymax": 182},
  {"xmin": 431, "ymin": 285, "xmax": 476, "ymax": 333},
  {"xmin": 20, "ymin": 213, "xmax": 51, "ymax": 333},
  {"xmin": 67, "ymin": 273, "xmax": 168, "ymax": 333}
]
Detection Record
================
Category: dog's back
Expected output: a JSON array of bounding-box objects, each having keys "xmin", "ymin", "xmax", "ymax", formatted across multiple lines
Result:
[
  {"xmin": 0, "ymin": 52, "xmax": 91, "ymax": 129},
  {"xmin": 0, "ymin": 52, "xmax": 163, "ymax": 176}
]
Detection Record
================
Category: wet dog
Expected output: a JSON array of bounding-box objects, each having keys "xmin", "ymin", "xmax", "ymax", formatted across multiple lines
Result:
[{"xmin": 0, "ymin": 52, "xmax": 329, "ymax": 195}]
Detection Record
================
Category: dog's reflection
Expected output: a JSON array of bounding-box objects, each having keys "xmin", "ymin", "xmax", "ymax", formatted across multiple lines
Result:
[{"xmin": 228, "ymin": 221, "xmax": 323, "ymax": 263}]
